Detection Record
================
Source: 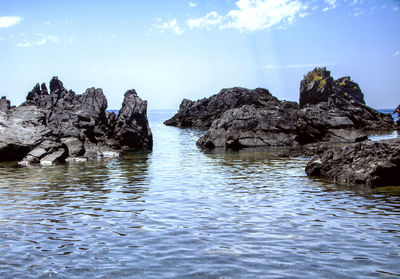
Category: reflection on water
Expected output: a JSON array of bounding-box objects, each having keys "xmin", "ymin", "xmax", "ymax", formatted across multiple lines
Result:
[
  {"xmin": 0, "ymin": 110, "xmax": 399, "ymax": 278},
  {"xmin": 368, "ymin": 130, "xmax": 399, "ymax": 141}
]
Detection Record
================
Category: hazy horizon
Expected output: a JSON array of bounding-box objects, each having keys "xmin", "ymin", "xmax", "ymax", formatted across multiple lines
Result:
[{"xmin": 1, "ymin": 0, "xmax": 399, "ymax": 110}]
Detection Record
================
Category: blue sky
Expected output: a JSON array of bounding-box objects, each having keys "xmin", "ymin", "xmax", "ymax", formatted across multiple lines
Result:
[{"xmin": 0, "ymin": 0, "xmax": 399, "ymax": 109}]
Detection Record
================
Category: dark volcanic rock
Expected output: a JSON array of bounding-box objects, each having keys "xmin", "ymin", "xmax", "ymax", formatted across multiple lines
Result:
[
  {"xmin": 0, "ymin": 96, "xmax": 11, "ymax": 112},
  {"xmin": 0, "ymin": 106, "xmax": 50, "ymax": 161},
  {"xmin": 305, "ymin": 138, "xmax": 400, "ymax": 187},
  {"xmin": 183, "ymin": 68, "xmax": 394, "ymax": 150},
  {"xmin": 299, "ymin": 67, "xmax": 365, "ymax": 108},
  {"xmin": 0, "ymin": 77, "xmax": 152, "ymax": 165},
  {"xmin": 114, "ymin": 90, "xmax": 153, "ymax": 150},
  {"xmin": 164, "ymin": 87, "xmax": 277, "ymax": 129},
  {"xmin": 197, "ymin": 101, "xmax": 300, "ymax": 149},
  {"xmin": 296, "ymin": 93, "xmax": 393, "ymax": 144}
]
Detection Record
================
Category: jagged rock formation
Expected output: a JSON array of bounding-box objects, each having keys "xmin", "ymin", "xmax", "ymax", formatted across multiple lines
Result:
[
  {"xmin": 114, "ymin": 90, "xmax": 153, "ymax": 150},
  {"xmin": 296, "ymin": 68, "xmax": 393, "ymax": 144},
  {"xmin": 0, "ymin": 96, "xmax": 11, "ymax": 112},
  {"xmin": 299, "ymin": 67, "xmax": 365, "ymax": 108},
  {"xmin": 164, "ymin": 87, "xmax": 276, "ymax": 129},
  {"xmin": 166, "ymin": 68, "xmax": 394, "ymax": 150},
  {"xmin": 305, "ymin": 138, "xmax": 400, "ymax": 187},
  {"xmin": 0, "ymin": 77, "xmax": 152, "ymax": 165},
  {"xmin": 197, "ymin": 101, "xmax": 300, "ymax": 149}
]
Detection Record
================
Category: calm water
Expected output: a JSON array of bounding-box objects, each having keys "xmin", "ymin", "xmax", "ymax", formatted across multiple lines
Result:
[{"xmin": 0, "ymin": 110, "xmax": 399, "ymax": 278}]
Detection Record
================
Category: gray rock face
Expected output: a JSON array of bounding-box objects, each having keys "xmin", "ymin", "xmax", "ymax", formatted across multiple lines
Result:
[
  {"xmin": 0, "ymin": 77, "xmax": 152, "ymax": 165},
  {"xmin": 114, "ymin": 90, "xmax": 153, "ymax": 150},
  {"xmin": 305, "ymin": 138, "xmax": 400, "ymax": 187},
  {"xmin": 197, "ymin": 101, "xmax": 299, "ymax": 149},
  {"xmin": 296, "ymin": 94, "xmax": 393, "ymax": 144},
  {"xmin": 0, "ymin": 97, "xmax": 11, "ymax": 112},
  {"xmin": 0, "ymin": 106, "xmax": 50, "ymax": 162},
  {"xmin": 164, "ymin": 87, "xmax": 276, "ymax": 129}
]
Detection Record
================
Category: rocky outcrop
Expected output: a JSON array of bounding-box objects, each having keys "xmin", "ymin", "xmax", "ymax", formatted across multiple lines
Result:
[
  {"xmin": 0, "ymin": 77, "xmax": 152, "ymax": 165},
  {"xmin": 299, "ymin": 67, "xmax": 365, "ymax": 108},
  {"xmin": 164, "ymin": 87, "xmax": 277, "ymax": 129},
  {"xmin": 295, "ymin": 93, "xmax": 393, "ymax": 144},
  {"xmin": 114, "ymin": 90, "xmax": 153, "ymax": 150},
  {"xmin": 197, "ymin": 101, "xmax": 300, "ymax": 149},
  {"xmin": 169, "ymin": 68, "xmax": 393, "ymax": 150},
  {"xmin": 295, "ymin": 68, "xmax": 393, "ymax": 144},
  {"xmin": 305, "ymin": 138, "xmax": 400, "ymax": 187},
  {"xmin": 0, "ymin": 96, "xmax": 11, "ymax": 112}
]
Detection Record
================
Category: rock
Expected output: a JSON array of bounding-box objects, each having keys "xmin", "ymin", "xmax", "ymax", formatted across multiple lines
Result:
[
  {"xmin": 299, "ymin": 67, "xmax": 365, "ymax": 108},
  {"xmin": 197, "ymin": 101, "xmax": 300, "ymax": 149},
  {"xmin": 83, "ymin": 142, "xmax": 122, "ymax": 160},
  {"xmin": 40, "ymin": 148, "xmax": 68, "ymax": 166},
  {"xmin": 177, "ymin": 68, "xmax": 394, "ymax": 150},
  {"xmin": 305, "ymin": 138, "xmax": 400, "ymax": 187},
  {"xmin": 164, "ymin": 87, "xmax": 277, "ymax": 129},
  {"xmin": 0, "ymin": 77, "xmax": 152, "ymax": 165},
  {"xmin": 20, "ymin": 140, "xmax": 66, "ymax": 165},
  {"xmin": 61, "ymin": 137, "xmax": 85, "ymax": 156},
  {"xmin": 0, "ymin": 106, "xmax": 50, "ymax": 162},
  {"xmin": 295, "ymin": 94, "xmax": 393, "ymax": 144},
  {"xmin": 0, "ymin": 97, "xmax": 11, "ymax": 112},
  {"xmin": 114, "ymin": 90, "xmax": 153, "ymax": 150},
  {"xmin": 275, "ymin": 142, "xmax": 334, "ymax": 158},
  {"xmin": 49, "ymin": 76, "xmax": 65, "ymax": 94}
]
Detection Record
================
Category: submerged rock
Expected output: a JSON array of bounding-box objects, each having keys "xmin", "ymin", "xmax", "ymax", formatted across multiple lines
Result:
[
  {"xmin": 0, "ymin": 76, "xmax": 152, "ymax": 165},
  {"xmin": 305, "ymin": 138, "xmax": 400, "ymax": 187}
]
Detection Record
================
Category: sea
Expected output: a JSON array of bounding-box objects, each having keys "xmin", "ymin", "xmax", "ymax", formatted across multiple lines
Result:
[{"xmin": 0, "ymin": 109, "xmax": 399, "ymax": 278}]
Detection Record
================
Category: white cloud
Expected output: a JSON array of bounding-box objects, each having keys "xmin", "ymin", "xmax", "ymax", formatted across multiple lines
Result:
[
  {"xmin": 261, "ymin": 65, "xmax": 284, "ymax": 69},
  {"xmin": 187, "ymin": 0, "xmax": 307, "ymax": 33},
  {"xmin": 324, "ymin": 0, "xmax": 336, "ymax": 6},
  {"xmin": 153, "ymin": 18, "xmax": 184, "ymax": 35},
  {"xmin": 156, "ymin": 0, "xmax": 349, "ymax": 35},
  {"xmin": 0, "ymin": 16, "xmax": 22, "ymax": 28},
  {"xmin": 393, "ymin": 51, "xmax": 400, "ymax": 57},
  {"xmin": 322, "ymin": 0, "xmax": 336, "ymax": 11},
  {"xmin": 17, "ymin": 33, "xmax": 59, "ymax": 47},
  {"xmin": 188, "ymin": 11, "xmax": 224, "ymax": 29},
  {"xmin": 322, "ymin": 0, "xmax": 338, "ymax": 11},
  {"xmin": 222, "ymin": 0, "xmax": 307, "ymax": 32}
]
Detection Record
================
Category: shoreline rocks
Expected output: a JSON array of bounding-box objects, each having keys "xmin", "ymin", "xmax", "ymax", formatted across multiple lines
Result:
[
  {"xmin": 164, "ymin": 87, "xmax": 277, "ymax": 129},
  {"xmin": 166, "ymin": 67, "xmax": 397, "ymax": 187},
  {"xmin": 166, "ymin": 67, "xmax": 393, "ymax": 151},
  {"xmin": 0, "ymin": 77, "xmax": 152, "ymax": 165},
  {"xmin": 305, "ymin": 138, "xmax": 400, "ymax": 187}
]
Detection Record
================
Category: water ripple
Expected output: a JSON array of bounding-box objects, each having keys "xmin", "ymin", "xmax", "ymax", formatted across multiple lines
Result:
[{"xmin": 0, "ymin": 110, "xmax": 399, "ymax": 278}]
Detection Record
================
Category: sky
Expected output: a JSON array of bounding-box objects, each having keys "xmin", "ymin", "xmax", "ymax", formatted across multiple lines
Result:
[{"xmin": 0, "ymin": 0, "xmax": 399, "ymax": 110}]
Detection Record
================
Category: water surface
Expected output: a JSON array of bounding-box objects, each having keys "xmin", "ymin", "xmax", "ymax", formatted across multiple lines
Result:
[{"xmin": 0, "ymin": 110, "xmax": 399, "ymax": 278}]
